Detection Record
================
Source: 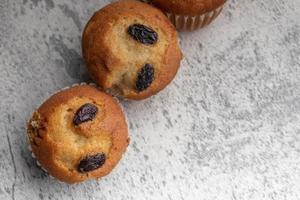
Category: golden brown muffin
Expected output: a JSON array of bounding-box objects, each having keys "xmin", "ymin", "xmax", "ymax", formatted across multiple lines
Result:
[
  {"xmin": 27, "ymin": 85, "xmax": 129, "ymax": 184},
  {"xmin": 151, "ymin": 0, "xmax": 227, "ymax": 30},
  {"xmin": 82, "ymin": 0, "xmax": 182, "ymax": 100}
]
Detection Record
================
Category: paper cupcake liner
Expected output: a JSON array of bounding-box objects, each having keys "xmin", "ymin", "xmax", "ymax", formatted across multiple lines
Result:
[
  {"xmin": 166, "ymin": 5, "xmax": 224, "ymax": 31},
  {"xmin": 105, "ymin": 88, "xmax": 125, "ymax": 100},
  {"xmin": 26, "ymin": 82, "xmax": 129, "ymax": 179}
]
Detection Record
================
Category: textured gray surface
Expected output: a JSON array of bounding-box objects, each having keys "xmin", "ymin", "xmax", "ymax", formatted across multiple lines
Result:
[{"xmin": 0, "ymin": 0, "xmax": 300, "ymax": 199}]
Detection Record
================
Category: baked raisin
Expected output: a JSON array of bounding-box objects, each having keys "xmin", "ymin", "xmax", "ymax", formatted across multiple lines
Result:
[
  {"xmin": 73, "ymin": 103, "xmax": 98, "ymax": 126},
  {"xmin": 78, "ymin": 153, "xmax": 106, "ymax": 173},
  {"xmin": 136, "ymin": 64, "xmax": 155, "ymax": 92},
  {"xmin": 128, "ymin": 24, "xmax": 158, "ymax": 45}
]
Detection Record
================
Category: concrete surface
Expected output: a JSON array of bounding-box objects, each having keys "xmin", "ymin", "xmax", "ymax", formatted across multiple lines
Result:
[{"xmin": 0, "ymin": 0, "xmax": 300, "ymax": 199}]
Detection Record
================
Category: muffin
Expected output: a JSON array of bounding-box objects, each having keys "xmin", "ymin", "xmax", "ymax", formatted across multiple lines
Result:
[
  {"xmin": 27, "ymin": 85, "xmax": 129, "ymax": 183},
  {"xmin": 82, "ymin": 0, "xmax": 182, "ymax": 100},
  {"xmin": 151, "ymin": 0, "xmax": 227, "ymax": 30}
]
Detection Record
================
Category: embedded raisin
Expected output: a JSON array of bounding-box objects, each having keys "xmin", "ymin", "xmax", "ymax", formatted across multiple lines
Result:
[
  {"xmin": 73, "ymin": 103, "xmax": 98, "ymax": 126},
  {"xmin": 128, "ymin": 24, "xmax": 158, "ymax": 45},
  {"xmin": 78, "ymin": 153, "xmax": 106, "ymax": 173},
  {"xmin": 136, "ymin": 64, "xmax": 155, "ymax": 92}
]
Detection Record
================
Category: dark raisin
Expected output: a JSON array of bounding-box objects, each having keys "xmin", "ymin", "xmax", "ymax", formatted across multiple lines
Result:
[
  {"xmin": 73, "ymin": 103, "xmax": 98, "ymax": 126},
  {"xmin": 128, "ymin": 24, "xmax": 158, "ymax": 45},
  {"xmin": 78, "ymin": 153, "xmax": 106, "ymax": 173},
  {"xmin": 136, "ymin": 64, "xmax": 155, "ymax": 92}
]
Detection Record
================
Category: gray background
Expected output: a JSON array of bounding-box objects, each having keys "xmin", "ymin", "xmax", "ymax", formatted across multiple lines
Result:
[{"xmin": 0, "ymin": 0, "xmax": 300, "ymax": 199}]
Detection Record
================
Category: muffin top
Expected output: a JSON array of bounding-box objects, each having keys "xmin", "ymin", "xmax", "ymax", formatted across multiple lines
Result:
[
  {"xmin": 27, "ymin": 85, "xmax": 129, "ymax": 183},
  {"xmin": 82, "ymin": 0, "xmax": 182, "ymax": 100},
  {"xmin": 152, "ymin": 0, "xmax": 226, "ymax": 15}
]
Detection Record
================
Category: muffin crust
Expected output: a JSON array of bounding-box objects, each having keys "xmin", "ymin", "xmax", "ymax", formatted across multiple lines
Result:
[
  {"xmin": 27, "ymin": 85, "xmax": 129, "ymax": 183},
  {"xmin": 82, "ymin": 0, "xmax": 182, "ymax": 100},
  {"xmin": 152, "ymin": 0, "xmax": 226, "ymax": 16}
]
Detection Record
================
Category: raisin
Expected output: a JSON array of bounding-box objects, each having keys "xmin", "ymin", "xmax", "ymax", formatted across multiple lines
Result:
[
  {"xmin": 128, "ymin": 24, "xmax": 158, "ymax": 45},
  {"xmin": 73, "ymin": 103, "xmax": 98, "ymax": 126},
  {"xmin": 78, "ymin": 153, "xmax": 106, "ymax": 173},
  {"xmin": 136, "ymin": 64, "xmax": 155, "ymax": 92}
]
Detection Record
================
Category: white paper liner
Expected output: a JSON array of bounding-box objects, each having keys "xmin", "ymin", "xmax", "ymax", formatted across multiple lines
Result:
[
  {"xmin": 166, "ymin": 5, "xmax": 224, "ymax": 31},
  {"xmin": 105, "ymin": 88, "xmax": 123, "ymax": 99},
  {"xmin": 27, "ymin": 82, "xmax": 129, "ymax": 180}
]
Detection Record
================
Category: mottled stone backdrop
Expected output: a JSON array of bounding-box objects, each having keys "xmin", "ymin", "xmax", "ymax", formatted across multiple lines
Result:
[{"xmin": 0, "ymin": 0, "xmax": 300, "ymax": 199}]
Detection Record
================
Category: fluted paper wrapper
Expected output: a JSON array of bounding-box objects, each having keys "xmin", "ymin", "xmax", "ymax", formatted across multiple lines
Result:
[{"xmin": 166, "ymin": 5, "xmax": 224, "ymax": 31}]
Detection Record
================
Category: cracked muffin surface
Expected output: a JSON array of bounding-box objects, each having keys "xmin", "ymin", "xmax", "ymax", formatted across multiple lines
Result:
[
  {"xmin": 27, "ymin": 85, "xmax": 129, "ymax": 183},
  {"xmin": 82, "ymin": 0, "xmax": 182, "ymax": 100}
]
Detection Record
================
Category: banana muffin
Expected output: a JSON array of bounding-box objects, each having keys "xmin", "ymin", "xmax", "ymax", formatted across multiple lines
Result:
[
  {"xmin": 27, "ymin": 85, "xmax": 129, "ymax": 183},
  {"xmin": 151, "ymin": 0, "xmax": 226, "ymax": 30},
  {"xmin": 82, "ymin": 0, "xmax": 182, "ymax": 100}
]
